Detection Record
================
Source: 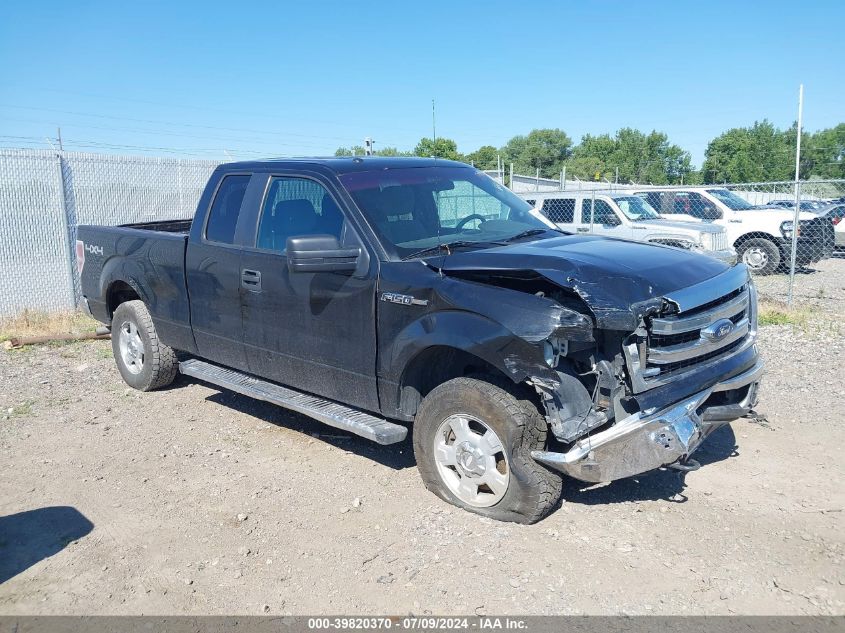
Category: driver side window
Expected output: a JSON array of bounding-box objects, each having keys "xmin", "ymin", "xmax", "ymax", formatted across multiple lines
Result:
[
  {"xmin": 434, "ymin": 180, "xmax": 505, "ymax": 230},
  {"xmin": 257, "ymin": 177, "xmax": 344, "ymax": 253},
  {"xmin": 582, "ymin": 199, "xmax": 619, "ymax": 225}
]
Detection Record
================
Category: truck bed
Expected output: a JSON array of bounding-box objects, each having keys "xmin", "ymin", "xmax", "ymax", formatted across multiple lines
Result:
[
  {"xmin": 121, "ymin": 218, "xmax": 192, "ymax": 233},
  {"xmin": 77, "ymin": 222, "xmax": 193, "ymax": 353}
]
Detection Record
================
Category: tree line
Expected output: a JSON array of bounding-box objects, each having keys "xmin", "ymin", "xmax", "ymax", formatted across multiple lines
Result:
[{"xmin": 335, "ymin": 120, "xmax": 845, "ymax": 185}]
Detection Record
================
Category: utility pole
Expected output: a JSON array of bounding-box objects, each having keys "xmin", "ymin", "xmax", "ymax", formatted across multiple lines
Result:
[
  {"xmin": 57, "ymin": 127, "xmax": 63, "ymax": 151},
  {"xmin": 431, "ymin": 99, "xmax": 436, "ymax": 143}
]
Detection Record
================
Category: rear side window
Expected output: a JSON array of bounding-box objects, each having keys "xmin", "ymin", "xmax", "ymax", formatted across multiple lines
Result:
[
  {"xmin": 635, "ymin": 192, "xmax": 662, "ymax": 211},
  {"xmin": 205, "ymin": 175, "xmax": 250, "ymax": 244},
  {"xmin": 542, "ymin": 198, "xmax": 575, "ymax": 224}
]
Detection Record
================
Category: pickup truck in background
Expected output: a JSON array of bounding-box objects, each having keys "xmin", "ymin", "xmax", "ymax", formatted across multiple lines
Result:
[
  {"xmin": 632, "ymin": 187, "xmax": 835, "ymax": 275},
  {"xmin": 78, "ymin": 158, "xmax": 764, "ymax": 523},
  {"xmin": 519, "ymin": 190, "xmax": 735, "ymax": 263}
]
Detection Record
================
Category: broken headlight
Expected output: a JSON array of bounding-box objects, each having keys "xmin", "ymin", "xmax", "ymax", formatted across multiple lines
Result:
[{"xmin": 543, "ymin": 338, "xmax": 567, "ymax": 367}]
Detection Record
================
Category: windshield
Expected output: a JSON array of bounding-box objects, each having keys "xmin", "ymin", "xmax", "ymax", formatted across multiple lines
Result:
[
  {"xmin": 706, "ymin": 189, "xmax": 754, "ymax": 210},
  {"xmin": 339, "ymin": 167, "xmax": 557, "ymax": 259},
  {"xmin": 614, "ymin": 196, "xmax": 661, "ymax": 220}
]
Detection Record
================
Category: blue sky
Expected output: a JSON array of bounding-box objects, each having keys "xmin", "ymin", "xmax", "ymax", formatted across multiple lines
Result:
[{"xmin": 1, "ymin": 0, "xmax": 842, "ymax": 166}]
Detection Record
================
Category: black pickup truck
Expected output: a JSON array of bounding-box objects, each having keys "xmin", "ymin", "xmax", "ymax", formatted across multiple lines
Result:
[{"xmin": 78, "ymin": 157, "xmax": 763, "ymax": 523}]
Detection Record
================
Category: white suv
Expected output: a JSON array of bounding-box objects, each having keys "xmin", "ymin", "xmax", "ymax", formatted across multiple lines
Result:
[
  {"xmin": 521, "ymin": 191, "xmax": 735, "ymax": 263},
  {"xmin": 632, "ymin": 187, "xmax": 833, "ymax": 275}
]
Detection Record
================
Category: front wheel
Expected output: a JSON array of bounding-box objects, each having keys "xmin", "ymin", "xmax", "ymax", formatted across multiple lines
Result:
[
  {"xmin": 737, "ymin": 238, "xmax": 781, "ymax": 275},
  {"xmin": 412, "ymin": 376, "xmax": 562, "ymax": 524},
  {"xmin": 111, "ymin": 300, "xmax": 178, "ymax": 391}
]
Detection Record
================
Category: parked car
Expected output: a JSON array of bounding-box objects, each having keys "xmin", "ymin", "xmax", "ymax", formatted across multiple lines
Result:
[
  {"xmin": 815, "ymin": 203, "xmax": 845, "ymax": 248},
  {"xmin": 520, "ymin": 191, "xmax": 734, "ymax": 263},
  {"xmin": 764, "ymin": 199, "xmax": 826, "ymax": 211},
  {"xmin": 77, "ymin": 158, "xmax": 763, "ymax": 524},
  {"xmin": 632, "ymin": 187, "xmax": 834, "ymax": 275}
]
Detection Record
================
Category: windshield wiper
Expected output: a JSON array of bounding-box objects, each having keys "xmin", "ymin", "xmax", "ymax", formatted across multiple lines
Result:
[
  {"xmin": 401, "ymin": 240, "xmax": 506, "ymax": 261},
  {"xmin": 502, "ymin": 228, "xmax": 556, "ymax": 242}
]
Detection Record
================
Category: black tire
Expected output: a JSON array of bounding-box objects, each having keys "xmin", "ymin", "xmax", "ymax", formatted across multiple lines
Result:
[
  {"xmin": 413, "ymin": 376, "xmax": 562, "ymax": 524},
  {"xmin": 111, "ymin": 300, "xmax": 178, "ymax": 391},
  {"xmin": 737, "ymin": 238, "xmax": 781, "ymax": 275}
]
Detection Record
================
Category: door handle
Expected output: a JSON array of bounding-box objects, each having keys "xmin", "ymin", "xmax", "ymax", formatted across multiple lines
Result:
[{"xmin": 241, "ymin": 268, "xmax": 262, "ymax": 292}]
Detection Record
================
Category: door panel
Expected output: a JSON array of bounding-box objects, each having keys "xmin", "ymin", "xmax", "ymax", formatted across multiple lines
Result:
[
  {"xmin": 581, "ymin": 199, "xmax": 633, "ymax": 239},
  {"xmin": 187, "ymin": 174, "xmax": 252, "ymax": 370},
  {"xmin": 240, "ymin": 174, "xmax": 379, "ymax": 412}
]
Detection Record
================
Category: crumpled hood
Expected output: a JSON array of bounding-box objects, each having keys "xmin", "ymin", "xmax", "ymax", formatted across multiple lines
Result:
[{"xmin": 437, "ymin": 234, "xmax": 733, "ymax": 330}]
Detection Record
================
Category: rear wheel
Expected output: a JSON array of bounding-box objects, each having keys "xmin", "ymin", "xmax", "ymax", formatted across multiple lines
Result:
[
  {"xmin": 111, "ymin": 300, "xmax": 178, "ymax": 391},
  {"xmin": 413, "ymin": 376, "xmax": 562, "ymax": 524},
  {"xmin": 737, "ymin": 238, "xmax": 780, "ymax": 275}
]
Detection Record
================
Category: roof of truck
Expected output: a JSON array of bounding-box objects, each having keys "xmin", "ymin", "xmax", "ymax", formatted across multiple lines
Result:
[{"xmin": 220, "ymin": 156, "xmax": 471, "ymax": 174}]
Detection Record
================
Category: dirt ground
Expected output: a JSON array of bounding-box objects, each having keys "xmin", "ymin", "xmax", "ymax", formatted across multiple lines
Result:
[{"xmin": 1, "ymin": 260, "xmax": 843, "ymax": 616}]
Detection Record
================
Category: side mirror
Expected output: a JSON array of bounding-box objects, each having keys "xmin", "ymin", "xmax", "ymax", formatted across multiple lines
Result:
[
  {"xmin": 698, "ymin": 206, "xmax": 722, "ymax": 220},
  {"xmin": 605, "ymin": 215, "xmax": 622, "ymax": 227},
  {"xmin": 286, "ymin": 235, "xmax": 359, "ymax": 274}
]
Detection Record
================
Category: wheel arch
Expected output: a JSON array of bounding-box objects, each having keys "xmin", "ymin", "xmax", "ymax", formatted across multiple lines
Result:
[
  {"xmin": 398, "ymin": 345, "xmax": 514, "ymax": 418},
  {"xmin": 106, "ymin": 280, "xmax": 142, "ymax": 318}
]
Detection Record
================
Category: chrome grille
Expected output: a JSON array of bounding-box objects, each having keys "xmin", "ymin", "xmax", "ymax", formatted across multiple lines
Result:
[
  {"xmin": 711, "ymin": 232, "xmax": 729, "ymax": 252},
  {"xmin": 624, "ymin": 275, "xmax": 758, "ymax": 393}
]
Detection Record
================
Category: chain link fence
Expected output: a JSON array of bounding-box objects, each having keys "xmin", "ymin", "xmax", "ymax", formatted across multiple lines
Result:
[
  {"xmin": 514, "ymin": 174, "xmax": 844, "ymax": 306},
  {"xmin": 0, "ymin": 149, "xmax": 218, "ymax": 316},
  {"xmin": 1, "ymin": 148, "xmax": 842, "ymax": 315}
]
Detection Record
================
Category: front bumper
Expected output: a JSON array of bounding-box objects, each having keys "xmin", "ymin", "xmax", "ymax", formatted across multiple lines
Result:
[
  {"xmin": 778, "ymin": 236, "xmax": 827, "ymax": 264},
  {"xmin": 532, "ymin": 359, "xmax": 764, "ymax": 483}
]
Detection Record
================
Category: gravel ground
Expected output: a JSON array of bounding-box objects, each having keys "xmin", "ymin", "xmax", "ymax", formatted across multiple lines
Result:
[
  {"xmin": 755, "ymin": 253, "xmax": 845, "ymax": 314},
  {"xmin": 1, "ymin": 260, "xmax": 843, "ymax": 616}
]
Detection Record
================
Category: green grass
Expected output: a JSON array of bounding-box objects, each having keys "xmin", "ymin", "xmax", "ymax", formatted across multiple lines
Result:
[
  {"xmin": 758, "ymin": 301, "xmax": 810, "ymax": 327},
  {"xmin": 4, "ymin": 400, "xmax": 34, "ymax": 418},
  {"xmin": 0, "ymin": 310, "xmax": 99, "ymax": 345}
]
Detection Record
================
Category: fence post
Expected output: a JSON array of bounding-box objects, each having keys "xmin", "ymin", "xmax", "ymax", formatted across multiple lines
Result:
[
  {"xmin": 55, "ymin": 153, "xmax": 79, "ymax": 309},
  {"xmin": 787, "ymin": 84, "xmax": 804, "ymax": 306}
]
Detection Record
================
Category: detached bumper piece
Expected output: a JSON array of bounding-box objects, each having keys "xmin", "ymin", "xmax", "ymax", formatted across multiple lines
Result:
[{"xmin": 532, "ymin": 360, "xmax": 763, "ymax": 483}]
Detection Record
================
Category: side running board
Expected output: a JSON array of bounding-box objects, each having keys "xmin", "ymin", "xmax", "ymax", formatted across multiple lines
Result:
[{"xmin": 179, "ymin": 359, "xmax": 408, "ymax": 445}]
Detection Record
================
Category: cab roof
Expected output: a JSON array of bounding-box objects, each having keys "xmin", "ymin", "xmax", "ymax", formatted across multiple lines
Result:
[{"xmin": 219, "ymin": 156, "xmax": 471, "ymax": 175}]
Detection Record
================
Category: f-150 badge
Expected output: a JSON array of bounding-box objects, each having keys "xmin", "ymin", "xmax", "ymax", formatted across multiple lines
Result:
[{"xmin": 380, "ymin": 292, "xmax": 428, "ymax": 306}]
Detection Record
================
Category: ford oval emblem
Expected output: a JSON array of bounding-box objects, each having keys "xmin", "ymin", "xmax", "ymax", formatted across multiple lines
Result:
[{"xmin": 701, "ymin": 318, "xmax": 734, "ymax": 342}]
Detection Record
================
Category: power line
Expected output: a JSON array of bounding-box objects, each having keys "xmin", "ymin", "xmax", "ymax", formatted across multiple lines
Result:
[
  {"xmin": 0, "ymin": 103, "xmax": 364, "ymax": 143},
  {"xmin": 30, "ymin": 87, "xmax": 433, "ymax": 136},
  {"xmin": 0, "ymin": 115, "xmax": 346, "ymax": 150}
]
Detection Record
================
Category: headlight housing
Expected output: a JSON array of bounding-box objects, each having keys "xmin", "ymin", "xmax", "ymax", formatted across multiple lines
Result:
[{"xmin": 780, "ymin": 220, "xmax": 799, "ymax": 239}]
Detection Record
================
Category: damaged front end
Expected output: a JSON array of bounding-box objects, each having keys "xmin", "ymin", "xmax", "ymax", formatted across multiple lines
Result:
[
  {"xmin": 431, "ymin": 252, "xmax": 763, "ymax": 484},
  {"xmin": 532, "ymin": 362, "xmax": 762, "ymax": 482},
  {"xmin": 517, "ymin": 265, "xmax": 762, "ymax": 483}
]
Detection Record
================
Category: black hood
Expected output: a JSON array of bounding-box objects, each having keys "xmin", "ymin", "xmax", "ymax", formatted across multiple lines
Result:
[{"xmin": 436, "ymin": 234, "xmax": 733, "ymax": 330}]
